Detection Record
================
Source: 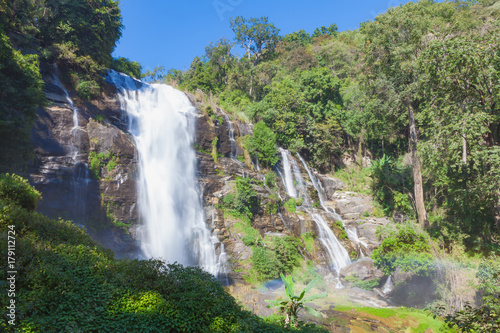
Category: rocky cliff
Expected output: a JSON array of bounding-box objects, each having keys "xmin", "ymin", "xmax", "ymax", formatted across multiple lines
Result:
[{"xmin": 29, "ymin": 71, "xmax": 388, "ymax": 290}]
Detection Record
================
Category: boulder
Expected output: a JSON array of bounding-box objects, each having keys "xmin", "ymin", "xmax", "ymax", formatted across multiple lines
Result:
[{"xmin": 340, "ymin": 258, "xmax": 385, "ymax": 281}]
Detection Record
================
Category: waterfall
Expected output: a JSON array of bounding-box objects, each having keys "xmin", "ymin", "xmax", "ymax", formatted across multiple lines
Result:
[
  {"xmin": 289, "ymin": 155, "xmax": 311, "ymax": 207},
  {"xmin": 311, "ymin": 214, "xmax": 351, "ymax": 273},
  {"xmin": 50, "ymin": 67, "xmax": 90, "ymax": 217},
  {"xmin": 219, "ymin": 109, "xmax": 236, "ymax": 159},
  {"xmin": 297, "ymin": 153, "xmax": 367, "ymax": 256},
  {"xmin": 297, "ymin": 154, "xmax": 328, "ymax": 209},
  {"xmin": 279, "ymin": 148, "xmax": 297, "ymax": 198},
  {"xmin": 107, "ymin": 71, "xmax": 221, "ymax": 276},
  {"xmin": 382, "ymin": 275, "xmax": 394, "ymax": 294}
]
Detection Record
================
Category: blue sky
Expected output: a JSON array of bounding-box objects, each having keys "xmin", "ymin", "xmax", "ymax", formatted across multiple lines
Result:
[{"xmin": 113, "ymin": 0, "xmax": 412, "ymax": 72}]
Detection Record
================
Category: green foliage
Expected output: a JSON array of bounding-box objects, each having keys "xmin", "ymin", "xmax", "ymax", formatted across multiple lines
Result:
[
  {"xmin": 0, "ymin": 30, "xmax": 45, "ymax": 171},
  {"xmin": 230, "ymin": 16, "xmax": 281, "ymax": 65},
  {"xmin": 372, "ymin": 223, "xmax": 434, "ymax": 276},
  {"xmin": 0, "ymin": 173, "xmax": 41, "ymax": 211},
  {"xmin": 444, "ymin": 256, "xmax": 500, "ymax": 332},
  {"xmin": 265, "ymin": 171, "xmax": 276, "ymax": 188},
  {"xmin": 0, "ymin": 174, "xmax": 298, "ymax": 332},
  {"xmin": 89, "ymin": 151, "xmax": 116, "ymax": 179},
  {"xmin": 284, "ymin": 198, "xmax": 299, "ymax": 214},
  {"xmin": 334, "ymin": 220, "xmax": 348, "ymax": 240},
  {"xmin": 266, "ymin": 273, "xmax": 327, "ymax": 328},
  {"xmin": 76, "ymin": 80, "xmax": 100, "ymax": 100},
  {"xmin": 301, "ymin": 232, "xmax": 316, "ymax": 255},
  {"xmin": 211, "ymin": 137, "xmax": 219, "ymax": 162},
  {"xmin": 344, "ymin": 275, "xmax": 381, "ymax": 290},
  {"xmin": 251, "ymin": 236, "xmax": 303, "ymax": 282},
  {"xmin": 371, "ymin": 154, "xmax": 414, "ymax": 217},
  {"xmin": 245, "ymin": 121, "xmax": 279, "ymax": 167},
  {"xmin": 110, "ymin": 57, "xmax": 142, "ymax": 79}
]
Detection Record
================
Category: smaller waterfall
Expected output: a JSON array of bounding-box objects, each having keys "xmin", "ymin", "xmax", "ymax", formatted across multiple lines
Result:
[
  {"xmin": 50, "ymin": 67, "xmax": 90, "ymax": 217},
  {"xmin": 311, "ymin": 214, "xmax": 351, "ymax": 273},
  {"xmin": 289, "ymin": 156, "xmax": 311, "ymax": 207},
  {"xmin": 219, "ymin": 109, "xmax": 237, "ymax": 159},
  {"xmin": 382, "ymin": 275, "xmax": 394, "ymax": 294},
  {"xmin": 297, "ymin": 153, "xmax": 368, "ymax": 256},
  {"xmin": 279, "ymin": 148, "xmax": 297, "ymax": 198}
]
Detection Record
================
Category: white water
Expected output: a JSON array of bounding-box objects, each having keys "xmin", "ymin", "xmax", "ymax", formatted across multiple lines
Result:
[
  {"xmin": 50, "ymin": 67, "xmax": 90, "ymax": 217},
  {"xmin": 311, "ymin": 214, "xmax": 351, "ymax": 273},
  {"xmin": 297, "ymin": 153, "xmax": 367, "ymax": 257},
  {"xmin": 219, "ymin": 109, "xmax": 237, "ymax": 159},
  {"xmin": 382, "ymin": 275, "xmax": 394, "ymax": 294},
  {"xmin": 289, "ymin": 155, "xmax": 312, "ymax": 207},
  {"xmin": 279, "ymin": 148, "xmax": 297, "ymax": 198},
  {"xmin": 107, "ymin": 71, "xmax": 221, "ymax": 276}
]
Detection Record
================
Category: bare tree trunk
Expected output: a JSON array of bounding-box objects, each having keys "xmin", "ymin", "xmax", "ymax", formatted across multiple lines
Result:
[{"xmin": 408, "ymin": 104, "xmax": 429, "ymax": 227}]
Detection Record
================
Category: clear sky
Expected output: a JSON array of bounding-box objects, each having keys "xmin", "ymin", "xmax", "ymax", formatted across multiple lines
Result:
[{"xmin": 113, "ymin": 0, "xmax": 413, "ymax": 72}]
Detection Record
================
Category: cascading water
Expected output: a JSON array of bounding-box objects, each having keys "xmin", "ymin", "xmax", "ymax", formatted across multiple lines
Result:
[
  {"xmin": 311, "ymin": 214, "xmax": 351, "ymax": 273},
  {"xmin": 219, "ymin": 109, "xmax": 237, "ymax": 159},
  {"xmin": 289, "ymin": 156, "xmax": 312, "ymax": 207},
  {"xmin": 50, "ymin": 67, "xmax": 90, "ymax": 217},
  {"xmin": 279, "ymin": 148, "xmax": 297, "ymax": 198},
  {"xmin": 297, "ymin": 153, "xmax": 367, "ymax": 256},
  {"xmin": 107, "ymin": 71, "xmax": 222, "ymax": 276}
]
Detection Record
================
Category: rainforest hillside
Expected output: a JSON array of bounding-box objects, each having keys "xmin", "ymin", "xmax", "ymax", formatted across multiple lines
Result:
[
  {"xmin": 160, "ymin": 0, "xmax": 500, "ymax": 252},
  {"xmin": 0, "ymin": 0, "xmax": 499, "ymax": 332}
]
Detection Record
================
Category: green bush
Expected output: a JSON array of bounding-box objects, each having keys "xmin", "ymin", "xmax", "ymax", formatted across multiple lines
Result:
[
  {"xmin": 0, "ymin": 173, "xmax": 40, "ymax": 211},
  {"xmin": 0, "ymin": 175, "xmax": 299, "ymax": 332},
  {"xmin": 110, "ymin": 57, "xmax": 142, "ymax": 79},
  {"xmin": 245, "ymin": 121, "xmax": 279, "ymax": 167},
  {"xmin": 252, "ymin": 236, "xmax": 303, "ymax": 282},
  {"xmin": 284, "ymin": 198, "xmax": 300, "ymax": 214},
  {"xmin": 265, "ymin": 171, "xmax": 277, "ymax": 188},
  {"xmin": 76, "ymin": 80, "xmax": 100, "ymax": 100},
  {"xmin": 344, "ymin": 274, "xmax": 381, "ymax": 290},
  {"xmin": 334, "ymin": 220, "xmax": 348, "ymax": 240},
  {"xmin": 371, "ymin": 223, "xmax": 434, "ymax": 276}
]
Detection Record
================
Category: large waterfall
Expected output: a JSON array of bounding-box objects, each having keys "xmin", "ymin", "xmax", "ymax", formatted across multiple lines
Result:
[{"xmin": 107, "ymin": 71, "xmax": 220, "ymax": 276}]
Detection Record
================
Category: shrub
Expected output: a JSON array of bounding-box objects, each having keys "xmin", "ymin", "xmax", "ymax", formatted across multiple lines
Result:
[
  {"xmin": 76, "ymin": 80, "xmax": 100, "ymax": 100},
  {"xmin": 371, "ymin": 223, "xmax": 434, "ymax": 276},
  {"xmin": 0, "ymin": 173, "xmax": 40, "ymax": 211}
]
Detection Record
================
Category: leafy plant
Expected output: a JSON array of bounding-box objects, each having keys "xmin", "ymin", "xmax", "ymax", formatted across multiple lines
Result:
[
  {"xmin": 266, "ymin": 273, "xmax": 327, "ymax": 328},
  {"xmin": 344, "ymin": 274, "xmax": 380, "ymax": 290},
  {"xmin": 0, "ymin": 173, "xmax": 41, "ymax": 211},
  {"xmin": 372, "ymin": 223, "xmax": 434, "ymax": 276}
]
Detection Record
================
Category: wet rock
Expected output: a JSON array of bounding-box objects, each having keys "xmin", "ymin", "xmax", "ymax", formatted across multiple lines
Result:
[
  {"xmin": 333, "ymin": 191, "xmax": 374, "ymax": 220},
  {"xmin": 317, "ymin": 175, "xmax": 345, "ymax": 199},
  {"xmin": 340, "ymin": 258, "xmax": 385, "ymax": 282}
]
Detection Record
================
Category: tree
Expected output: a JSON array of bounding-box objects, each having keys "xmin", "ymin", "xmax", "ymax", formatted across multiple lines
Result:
[
  {"xmin": 245, "ymin": 121, "xmax": 279, "ymax": 167},
  {"xmin": 312, "ymin": 24, "xmax": 338, "ymax": 38},
  {"xmin": 230, "ymin": 16, "xmax": 280, "ymax": 97},
  {"xmin": 266, "ymin": 273, "xmax": 326, "ymax": 328},
  {"xmin": 417, "ymin": 34, "xmax": 500, "ymax": 241},
  {"xmin": 360, "ymin": 0, "xmax": 468, "ymax": 227}
]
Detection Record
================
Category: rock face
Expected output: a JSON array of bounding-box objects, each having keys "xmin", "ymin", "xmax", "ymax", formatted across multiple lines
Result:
[
  {"xmin": 339, "ymin": 258, "xmax": 385, "ymax": 282},
  {"xmin": 29, "ymin": 71, "xmax": 386, "ymax": 288},
  {"xmin": 30, "ymin": 73, "xmax": 139, "ymax": 258}
]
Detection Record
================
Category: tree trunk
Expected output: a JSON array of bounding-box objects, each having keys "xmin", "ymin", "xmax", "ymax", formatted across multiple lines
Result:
[
  {"xmin": 408, "ymin": 104, "xmax": 429, "ymax": 227},
  {"xmin": 462, "ymin": 123, "xmax": 467, "ymax": 164}
]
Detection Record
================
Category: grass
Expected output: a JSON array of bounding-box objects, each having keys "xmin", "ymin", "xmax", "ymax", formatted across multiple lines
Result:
[{"xmin": 332, "ymin": 306, "xmax": 456, "ymax": 332}]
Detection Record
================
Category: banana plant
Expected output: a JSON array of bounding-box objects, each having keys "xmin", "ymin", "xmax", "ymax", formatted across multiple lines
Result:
[{"xmin": 266, "ymin": 273, "xmax": 327, "ymax": 328}]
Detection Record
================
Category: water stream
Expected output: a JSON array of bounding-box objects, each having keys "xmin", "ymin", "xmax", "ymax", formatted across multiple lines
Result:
[
  {"xmin": 50, "ymin": 67, "xmax": 90, "ymax": 218},
  {"xmin": 107, "ymin": 71, "xmax": 224, "ymax": 277}
]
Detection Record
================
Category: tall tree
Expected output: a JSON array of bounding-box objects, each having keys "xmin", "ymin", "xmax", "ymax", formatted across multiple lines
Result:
[
  {"xmin": 229, "ymin": 16, "xmax": 280, "ymax": 97},
  {"xmin": 360, "ymin": 0, "xmax": 469, "ymax": 227}
]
